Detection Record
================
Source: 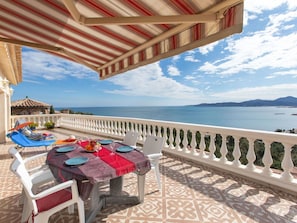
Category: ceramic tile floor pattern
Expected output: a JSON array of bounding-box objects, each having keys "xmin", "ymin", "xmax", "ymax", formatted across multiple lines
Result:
[{"xmin": 1, "ymin": 130, "xmax": 297, "ymax": 223}]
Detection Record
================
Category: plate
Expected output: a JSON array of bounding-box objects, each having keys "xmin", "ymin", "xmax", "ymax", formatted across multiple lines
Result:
[
  {"xmin": 56, "ymin": 146, "xmax": 75, "ymax": 153},
  {"xmin": 99, "ymin": 139, "xmax": 113, "ymax": 145},
  {"xmin": 65, "ymin": 157, "xmax": 89, "ymax": 166},
  {"xmin": 116, "ymin": 146, "xmax": 134, "ymax": 153}
]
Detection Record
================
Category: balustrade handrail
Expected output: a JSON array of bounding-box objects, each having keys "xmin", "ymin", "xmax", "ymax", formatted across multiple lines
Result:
[{"xmin": 11, "ymin": 113, "xmax": 297, "ymax": 194}]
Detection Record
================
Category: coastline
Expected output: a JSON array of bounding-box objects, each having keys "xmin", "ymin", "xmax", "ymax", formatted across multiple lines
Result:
[{"xmin": 56, "ymin": 106, "xmax": 297, "ymax": 132}]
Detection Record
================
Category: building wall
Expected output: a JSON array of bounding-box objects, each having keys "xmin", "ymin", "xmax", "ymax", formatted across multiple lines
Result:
[
  {"xmin": 11, "ymin": 107, "xmax": 50, "ymax": 115},
  {"xmin": 0, "ymin": 76, "xmax": 12, "ymax": 143}
]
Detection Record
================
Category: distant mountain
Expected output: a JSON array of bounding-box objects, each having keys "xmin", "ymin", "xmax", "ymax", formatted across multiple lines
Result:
[{"xmin": 195, "ymin": 96, "xmax": 297, "ymax": 107}]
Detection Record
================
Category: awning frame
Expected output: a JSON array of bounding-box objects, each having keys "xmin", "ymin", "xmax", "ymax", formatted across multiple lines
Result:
[{"xmin": 0, "ymin": 0, "xmax": 244, "ymax": 79}]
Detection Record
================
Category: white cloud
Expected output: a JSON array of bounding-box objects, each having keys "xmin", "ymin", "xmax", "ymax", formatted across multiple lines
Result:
[
  {"xmin": 22, "ymin": 48, "xmax": 97, "ymax": 81},
  {"xmin": 244, "ymin": 0, "xmax": 286, "ymax": 14},
  {"xmin": 266, "ymin": 70, "xmax": 297, "ymax": 79},
  {"xmin": 198, "ymin": 7, "xmax": 297, "ymax": 77},
  {"xmin": 198, "ymin": 41, "xmax": 219, "ymax": 55},
  {"xmin": 244, "ymin": 0, "xmax": 297, "ymax": 26},
  {"xmin": 184, "ymin": 55, "xmax": 199, "ymax": 62},
  {"xmin": 210, "ymin": 84, "xmax": 297, "ymax": 102},
  {"xmin": 107, "ymin": 63, "xmax": 201, "ymax": 100},
  {"xmin": 184, "ymin": 75, "xmax": 196, "ymax": 80},
  {"xmin": 172, "ymin": 55, "xmax": 180, "ymax": 62},
  {"xmin": 186, "ymin": 50, "xmax": 196, "ymax": 55},
  {"xmin": 167, "ymin": 65, "xmax": 180, "ymax": 76}
]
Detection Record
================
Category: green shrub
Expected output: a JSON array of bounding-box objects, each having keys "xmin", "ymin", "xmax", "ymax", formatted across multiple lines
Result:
[
  {"xmin": 29, "ymin": 122, "xmax": 38, "ymax": 130},
  {"xmin": 44, "ymin": 121, "xmax": 55, "ymax": 129}
]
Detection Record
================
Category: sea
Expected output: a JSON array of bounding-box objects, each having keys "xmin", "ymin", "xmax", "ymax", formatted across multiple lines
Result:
[{"xmin": 57, "ymin": 106, "xmax": 297, "ymax": 132}]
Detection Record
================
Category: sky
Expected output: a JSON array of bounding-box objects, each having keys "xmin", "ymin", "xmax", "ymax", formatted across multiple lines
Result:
[{"xmin": 11, "ymin": 0, "xmax": 297, "ymax": 108}]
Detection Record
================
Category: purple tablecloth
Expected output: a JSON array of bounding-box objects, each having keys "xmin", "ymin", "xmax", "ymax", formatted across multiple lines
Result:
[{"xmin": 46, "ymin": 142, "xmax": 151, "ymax": 200}]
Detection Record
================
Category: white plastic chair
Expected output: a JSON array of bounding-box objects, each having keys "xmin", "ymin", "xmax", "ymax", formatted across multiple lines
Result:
[
  {"xmin": 10, "ymin": 158, "xmax": 85, "ymax": 223},
  {"xmin": 122, "ymin": 131, "xmax": 139, "ymax": 148},
  {"xmin": 8, "ymin": 147, "xmax": 55, "ymax": 195},
  {"xmin": 142, "ymin": 135, "xmax": 165, "ymax": 189}
]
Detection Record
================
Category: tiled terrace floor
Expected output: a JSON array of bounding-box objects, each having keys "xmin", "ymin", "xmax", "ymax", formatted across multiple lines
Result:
[{"xmin": 1, "ymin": 128, "xmax": 297, "ymax": 223}]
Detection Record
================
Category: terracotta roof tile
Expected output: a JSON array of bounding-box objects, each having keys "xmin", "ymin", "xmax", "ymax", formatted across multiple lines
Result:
[{"xmin": 11, "ymin": 97, "xmax": 50, "ymax": 108}]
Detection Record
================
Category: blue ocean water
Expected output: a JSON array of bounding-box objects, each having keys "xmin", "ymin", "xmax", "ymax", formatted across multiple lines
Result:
[{"xmin": 59, "ymin": 106, "xmax": 297, "ymax": 132}]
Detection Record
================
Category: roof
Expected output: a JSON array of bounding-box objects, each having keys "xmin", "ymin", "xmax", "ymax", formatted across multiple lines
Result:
[
  {"xmin": 11, "ymin": 97, "xmax": 51, "ymax": 108},
  {"xmin": 0, "ymin": 0, "xmax": 244, "ymax": 80}
]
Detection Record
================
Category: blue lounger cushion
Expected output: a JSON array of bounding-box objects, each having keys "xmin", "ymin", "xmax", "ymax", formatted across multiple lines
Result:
[{"xmin": 7, "ymin": 131, "xmax": 56, "ymax": 148}]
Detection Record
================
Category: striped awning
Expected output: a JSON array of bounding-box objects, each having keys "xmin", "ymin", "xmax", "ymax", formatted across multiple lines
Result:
[{"xmin": 0, "ymin": 0, "xmax": 244, "ymax": 80}]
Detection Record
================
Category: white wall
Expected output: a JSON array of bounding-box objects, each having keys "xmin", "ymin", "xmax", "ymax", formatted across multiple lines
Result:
[{"xmin": 0, "ymin": 75, "xmax": 12, "ymax": 143}]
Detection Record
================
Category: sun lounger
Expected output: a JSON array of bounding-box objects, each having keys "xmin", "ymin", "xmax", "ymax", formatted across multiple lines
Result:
[{"xmin": 7, "ymin": 131, "xmax": 56, "ymax": 151}]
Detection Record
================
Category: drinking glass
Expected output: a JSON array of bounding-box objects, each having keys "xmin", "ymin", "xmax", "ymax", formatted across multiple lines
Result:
[{"xmin": 110, "ymin": 143, "xmax": 116, "ymax": 155}]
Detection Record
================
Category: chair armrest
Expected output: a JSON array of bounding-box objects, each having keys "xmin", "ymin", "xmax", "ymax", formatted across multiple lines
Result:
[
  {"xmin": 23, "ymin": 152, "xmax": 48, "ymax": 163},
  {"xmin": 27, "ymin": 164, "xmax": 49, "ymax": 174},
  {"xmin": 134, "ymin": 146, "xmax": 142, "ymax": 151},
  {"xmin": 30, "ymin": 168, "xmax": 54, "ymax": 184},
  {"xmin": 24, "ymin": 152, "xmax": 49, "ymax": 174},
  {"xmin": 31, "ymin": 180, "xmax": 74, "ymax": 199},
  {"xmin": 147, "ymin": 153, "xmax": 162, "ymax": 160}
]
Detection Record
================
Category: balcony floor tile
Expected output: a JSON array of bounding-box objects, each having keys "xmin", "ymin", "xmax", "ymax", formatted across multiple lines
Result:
[{"xmin": 1, "ymin": 129, "xmax": 297, "ymax": 222}]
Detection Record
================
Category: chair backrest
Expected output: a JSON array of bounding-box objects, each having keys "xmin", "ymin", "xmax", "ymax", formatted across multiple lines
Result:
[
  {"xmin": 14, "ymin": 119, "xmax": 26, "ymax": 128},
  {"xmin": 8, "ymin": 147, "xmax": 25, "ymax": 165},
  {"xmin": 122, "ymin": 131, "xmax": 139, "ymax": 147},
  {"xmin": 142, "ymin": 135, "xmax": 165, "ymax": 156},
  {"xmin": 10, "ymin": 158, "xmax": 34, "ymax": 196}
]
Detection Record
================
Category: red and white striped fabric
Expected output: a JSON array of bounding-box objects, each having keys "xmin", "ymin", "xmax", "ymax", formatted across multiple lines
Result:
[{"xmin": 0, "ymin": 0, "xmax": 244, "ymax": 79}]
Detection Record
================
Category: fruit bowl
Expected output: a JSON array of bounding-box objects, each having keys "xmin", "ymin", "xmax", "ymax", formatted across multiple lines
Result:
[{"xmin": 80, "ymin": 140, "xmax": 101, "ymax": 152}]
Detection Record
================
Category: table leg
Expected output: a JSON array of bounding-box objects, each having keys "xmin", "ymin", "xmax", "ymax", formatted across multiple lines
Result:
[
  {"xmin": 137, "ymin": 174, "xmax": 145, "ymax": 203},
  {"xmin": 85, "ymin": 173, "xmax": 147, "ymax": 222},
  {"xmin": 85, "ymin": 183, "xmax": 105, "ymax": 223},
  {"xmin": 105, "ymin": 174, "xmax": 146, "ymax": 205},
  {"xmin": 110, "ymin": 176, "xmax": 123, "ymax": 196}
]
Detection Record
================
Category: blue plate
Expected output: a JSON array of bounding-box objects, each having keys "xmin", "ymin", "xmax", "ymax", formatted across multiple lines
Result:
[
  {"xmin": 65, "ymin": 157, "xmax": 89, "ymax": 166},
  {"xmin": 116, "ymin": 146, "xmax": 134, "ymax": 153},
  {"xmin": 56, "ymin": 146, "xmax": 75, "ymax": 153},
  {"xmin": 99, "ymin": 139, "xmax": 113, "ymax": 145}
]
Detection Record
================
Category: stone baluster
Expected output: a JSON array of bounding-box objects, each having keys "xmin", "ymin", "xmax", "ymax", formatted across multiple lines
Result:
[
  {"xmin": 246, "ymin": 137, "xmax": 256, "ymax": 171},
  {"xmin": 191, "ymin": 130, "xmax": 198, "ymax": 155},
  {"xmin": 134, "ymin": 123, "xmax": 139, "ymax": 136},
  {"xmin": 261, "ymin": 140, "xmax": 273, "ymax": 176},
  {"xmin": 107, "ymin": 120, "xmax": 111, "ymax": 134},
  {"xmin": 220, "ymin": 134, "xmax": 228, "ymax": 163},
  {"xmin": 208, "ymin": 133, "xmax": 216, "ymax": 160},
  {"xmin": 86, "ymin": 119, "xmax": 90, "ymax": 131},
  {"xmin": 232, "ymin": 136, "xmax": 241, "ymax": 167},
  {"xmin": 150, "ymin": 125, "xmax": 154, "ymax": 136},
  {"xmin": 169, "ymin": 127, "xmax": 175, "ymax": 149},
  {"xmin": 182, "ymin": 130, "xmax": 189, "ymax": 153},
  {"xmin": 112, "ymin": 121, "xmax": 116, "ymax": 135},
  {"xmin": 91, "ymin": 119, "xmax": 94, "ymax": 131},
  {"xmin": 141, "ymin": 124, "xmax": 146, "ymax": 141},
  {"xmin": 130, "ymin": 121, "xmax": 134, "ymax": 133},
  {"xmin": 199, "ymin": 132, "xmax": 206, "ymax": 158},
  {"xmin": 97, "ymin": 120, "xmax": 101, "ymax": 132},
  {"xmin": 280, "ymin": 142, "xmax": 294, "ymax": 182},
  {"xmin": 88, "ymin": 119, "xmax": 91, "ymax": 131},
  {"xmin": 115, "ymin": 121, "xmax": 119, "ymax": 135},
  {"xmin": 105, "ymin": 120, "xmax": 109, "ymax": 134},
  {"xmin": 158, "ymin": 126, "xmax": 163, "ymax": 138},
  {"xmin": 175, "ymin": 128, "xmax": 181, "ymax": 151}
]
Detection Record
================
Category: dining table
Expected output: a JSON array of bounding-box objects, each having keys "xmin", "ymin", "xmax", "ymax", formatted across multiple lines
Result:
[{"xmin": 46, "ymin": 139, "xmax": 151, "ymax": 223}]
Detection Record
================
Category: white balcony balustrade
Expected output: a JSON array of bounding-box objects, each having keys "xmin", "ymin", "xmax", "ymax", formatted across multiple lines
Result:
[{"xmin": 11, "ymin": 113, "xmax": 297, "ymax": 194}]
